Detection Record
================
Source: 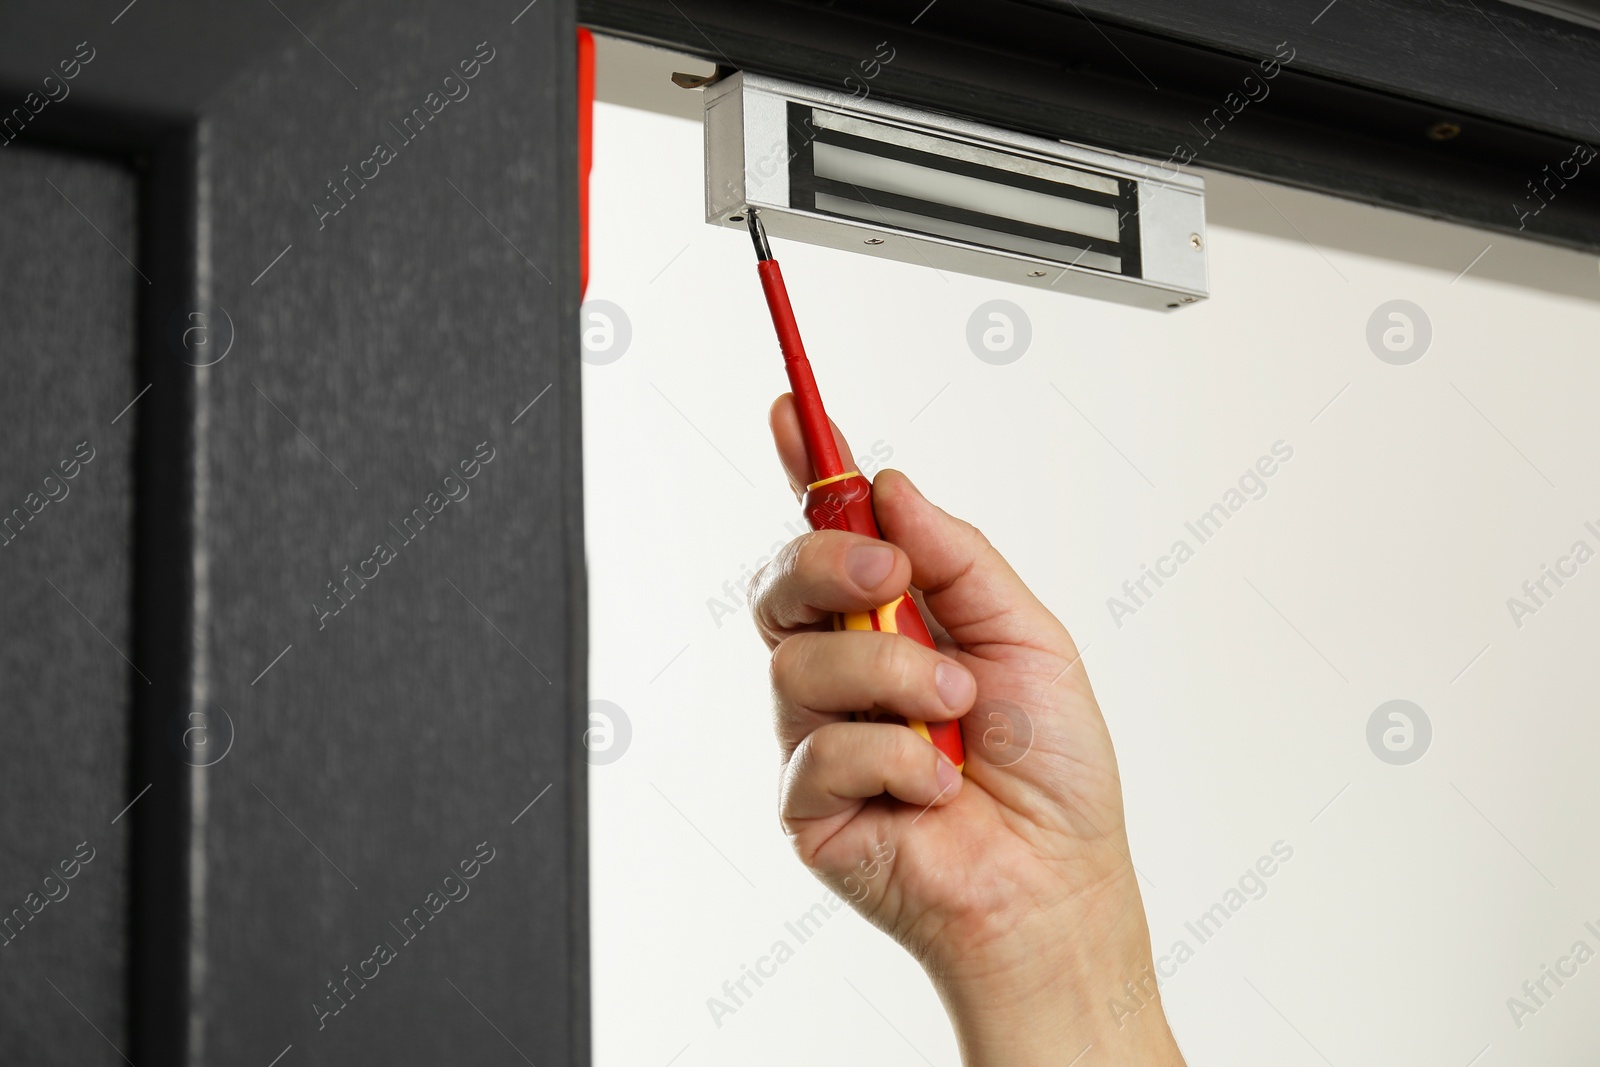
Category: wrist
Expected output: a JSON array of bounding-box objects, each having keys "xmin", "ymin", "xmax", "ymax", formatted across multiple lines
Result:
[
  {"xmin": 936, "ymin": 978, "xmax": 1183, "ymax": 1067},
  {"xmin": 925, "ymin": 875, "xmax": 1185, "ymax": 1066}
]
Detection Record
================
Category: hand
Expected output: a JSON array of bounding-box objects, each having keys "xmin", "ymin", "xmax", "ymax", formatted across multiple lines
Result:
[{"xmin": 749, "ymin": 395, "xmax": 1185, "ymax": 1066}]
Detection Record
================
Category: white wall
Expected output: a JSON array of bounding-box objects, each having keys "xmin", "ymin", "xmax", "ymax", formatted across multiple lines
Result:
[{"xmin": 583, "ymin": 79, "xmax": 1600, "ymax": 1066}]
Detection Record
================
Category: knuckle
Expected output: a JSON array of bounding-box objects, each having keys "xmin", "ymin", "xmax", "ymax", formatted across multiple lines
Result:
[
  {"xmin": 789, "ymin": 529, "xmax": 839, "ymax": 581},
  {"xmin": 746, "ymin": 559, "xmax": 773, "ymax": 606},
  {"xmin": 751, "ymin": 531, "xmax": 850, "ymax": 632},
  {"xmin": 963, "ymin": 520, "xmax": 994, "ymax": 553},
  {"xmin": 869, "ymin": 634, "xmax": 919, "ymax": 697},
  {"xmin": 750, "ymin": 547, "xmax": 810, "ymax": 636},
  {"xmin": 777, "ymin": 758, "xmax": 810, "ymax": 840},
  {"xmin": 801, "ymin": 721, "xmax": 847, "ymax": 767},
  {"xmin": 880, "ymin": 724, "xmax": 921, "ymax": 774},
  {"xmin": 748, "ymin": 540, "xmax": 798, "ymax": 607},
  {"xmin": 795, "ymin": 530, "xmax": 848, "ymax": 595},
  {"xmin": 794, "ymin": 529, "xmax": 831, "ymax": 565},
  {"xmin": 768, "ymin": 633, "xmax": 811, "ymax": 695}
]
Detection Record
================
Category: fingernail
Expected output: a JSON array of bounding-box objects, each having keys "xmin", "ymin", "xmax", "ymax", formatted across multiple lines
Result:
[
  {"xmin": 935, "ymin": 753, "xmax": 962, "ymax": 795},
  {"xmin": 935, "ymin": 661, "xmax": 974, "ymax": 710},
  {"xmin": 846, "ymin": 544, "xmax": 895, "ymax": 589}
]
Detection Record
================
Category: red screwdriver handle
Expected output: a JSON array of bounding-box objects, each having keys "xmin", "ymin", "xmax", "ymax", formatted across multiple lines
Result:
[{"xmin": 802, "ymin": 472, "xmax": 967, "ymax": 771}]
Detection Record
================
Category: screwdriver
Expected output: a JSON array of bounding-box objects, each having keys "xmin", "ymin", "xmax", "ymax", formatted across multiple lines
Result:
[{"xmin": 745, "ymin": 209, "xmax": 966, "ymax": 773}]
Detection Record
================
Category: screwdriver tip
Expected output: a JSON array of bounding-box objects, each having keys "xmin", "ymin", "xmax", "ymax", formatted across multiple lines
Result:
[{"xmin": 746, "ymin": 209, "xmax": 772, "ymax": 262}]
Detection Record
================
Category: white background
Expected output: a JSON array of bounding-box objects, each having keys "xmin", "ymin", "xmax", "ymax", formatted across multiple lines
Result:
[{"xmin": 585, "ymin": 40, "xmax": 1600, "ymax": 1067}]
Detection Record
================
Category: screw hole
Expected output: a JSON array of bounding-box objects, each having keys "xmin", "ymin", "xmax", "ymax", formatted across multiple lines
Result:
[
  {"xmin": 1426, "ymin": 121, "xmax": 1461, "ymax": 141},
  {"xmin": 728, "ymin": 214, "xmax": 745, "ymax": 222}
]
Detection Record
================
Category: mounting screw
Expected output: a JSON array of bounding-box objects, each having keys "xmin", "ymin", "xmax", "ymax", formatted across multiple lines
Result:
[
  {"xmin": 1181, "ymin": 297, "xmax": 1197, "ymax": 303},
  {"xmin": 1027, "ymin": 270, "xmax": 1047, "ymax": 277},
  {"xmin": 1189, "ymin": 233, "xmax": 1203, "ymax": 250},
  {"xmin": 1427, "ymin": 121, "xmax": 1462, "ymax": 141},
  {"xmin": 864, "ymin": 237, "xmax": 885, "ymax": 245}
]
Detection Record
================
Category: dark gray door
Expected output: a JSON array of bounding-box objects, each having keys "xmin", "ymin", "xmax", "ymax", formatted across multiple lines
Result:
[
  {"xmin": 0, "ymin": 2, "xmax": 588, "ymax": 1064},
  {"xmin": 0, "ymin": 144, "xmax": 140, "ymax": 1067}
]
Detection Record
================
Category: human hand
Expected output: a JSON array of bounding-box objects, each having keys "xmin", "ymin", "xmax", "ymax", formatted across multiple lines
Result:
[{"xmin": 749, "ymin": 394, "xmax": 1185, "ymax": 1066}]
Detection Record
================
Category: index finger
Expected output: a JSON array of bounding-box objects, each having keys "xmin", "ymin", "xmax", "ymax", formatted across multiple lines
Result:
[{"xmin": 769, "ymin": 393, "xmax": 855, "ymax": 499}]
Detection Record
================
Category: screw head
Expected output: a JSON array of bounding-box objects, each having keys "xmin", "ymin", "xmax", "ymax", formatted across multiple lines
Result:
[
  {"xmin": 1426, "ymin": 121, "xmax": 1461, "ymax": 141},
  {"xmin": 1027, "ymin": 270, "xmax": 1047, "ymax": 277},
  {"xmin": 1189, "ymin": 233, "xmax": 1203, "ymax": 250},
  {"xmin": 864, "ymin": 237, "xmax": 885, "ymax": 245}
]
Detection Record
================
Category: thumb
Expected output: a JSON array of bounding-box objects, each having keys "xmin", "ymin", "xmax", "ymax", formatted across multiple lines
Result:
[{"xmin": 871, "ymin": 469, "xmax": 1074, "ymax": 657}]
